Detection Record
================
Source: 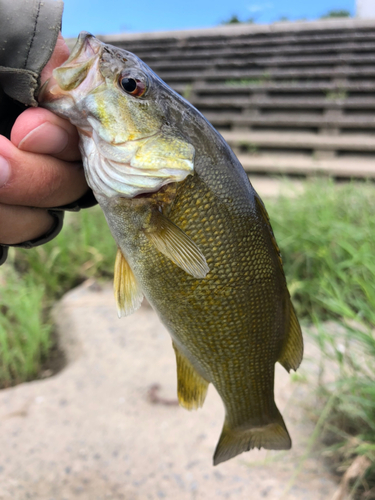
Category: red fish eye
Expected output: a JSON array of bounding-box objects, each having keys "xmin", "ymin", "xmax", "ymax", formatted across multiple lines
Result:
[{"xmin": 119, "ymin": 76, "xmax": 146, "ymax": 97}]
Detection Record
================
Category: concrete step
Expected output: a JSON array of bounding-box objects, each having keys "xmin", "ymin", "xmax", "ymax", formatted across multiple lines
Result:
[
  {"xmin": 248, "ymin": 175, "xmax": 305, "ymax": 198},
  {"xmin": 236, "ymin": 153, "xmax": 375, "ymax": 177},
  {"xmin": 222, "ymin": 130, "xmax": 375, "ymax": 152},
  {"xmin": 205, "ymin": 113, "xmax": 375, "ymax": 129},
  {"xmin": 157, "ymin": 67, "xmax": 375, "ymax": 83},
  {"xmin": 120, "ymin": 41, "xmax": 375, "ymax": 61},
  {"xmin": 191, "ymin": 96, "xmax": 375, "ymax": 110},
  {"xmin": 99, "ymin": 18, "xmax": 375, "ymax": 49},
  {"xmin": 173, "ymin": 81, "xmax": 375, "ymax": 96},
  {"xmin": 151, "ymin": 54, "xmax": 375, "ymax": 73}
]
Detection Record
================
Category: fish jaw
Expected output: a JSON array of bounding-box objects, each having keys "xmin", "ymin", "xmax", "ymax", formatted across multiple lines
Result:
[
  {"xmin": 38, "ymin": 32, "xmax": 105, "ymax": 120},
  {"xmin": 38, "ymin": 32, "xmax": 195, "ymax": 199}
]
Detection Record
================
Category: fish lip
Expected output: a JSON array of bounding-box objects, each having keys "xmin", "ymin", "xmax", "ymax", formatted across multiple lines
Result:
[
  {"xmin": 61, "ymin": 32, "xmax": 104, "ymax": 72},
  {"xmin": 79, "ymin": 32, "xmax": 103, "ymax": 58},
  {"xmin": 38, "ymin": 32, "xmax": 105, "ymax": 109},
  {"xmin": 64, "ymin": 31, "xmax": 102, "ymax": 64}
]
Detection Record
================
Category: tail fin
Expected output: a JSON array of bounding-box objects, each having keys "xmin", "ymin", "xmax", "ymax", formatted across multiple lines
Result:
[{"xmin": 213, "ymin": 410, "xmax": 291, "ymax": 466}]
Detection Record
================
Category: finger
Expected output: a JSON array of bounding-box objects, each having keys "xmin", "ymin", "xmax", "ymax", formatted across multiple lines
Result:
[
  {"xmin": 0, "ymin": 203, "xmax": 54, "ymax": 245},
  {"xmin": 41, "ymin": 33, "xmax": 70, "ymax": 84},
  {"xmin": 0, "ymin": 136, "xmax": 88, "ymax": 208},
  {"xmin": 11, "ymin": 107, "xmax": 81, "ymax": 162}
]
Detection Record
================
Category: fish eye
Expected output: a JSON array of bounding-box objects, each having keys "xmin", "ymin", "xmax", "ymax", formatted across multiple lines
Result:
[
  {"xmin": 121, "ymin": 78, "xmax": 137, "ymax": 92},
  {"xmin": 119, "ymin": 75, "xmax": 146, "ymax": 97}
]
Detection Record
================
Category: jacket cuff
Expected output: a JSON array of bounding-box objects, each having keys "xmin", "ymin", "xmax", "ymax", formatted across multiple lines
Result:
[
  {"xmin": 0, "ymin": 189, "xmax": 98, "ymax": 265},
  {"xmin": 0, "ymin": 209, "xmax": 64, "ymax": 258},
  {"xmin": 0, "ymin": 246, "xmax": 8, "ymax": 265},
  {"xmin": 55, "ymin": 188, "xmax": 98, "ymax": 212}
]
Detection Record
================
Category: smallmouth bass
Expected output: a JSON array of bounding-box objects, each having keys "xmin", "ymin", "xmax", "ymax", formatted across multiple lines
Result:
[{"xmin": 39, "ymin": 32, "xmax": 303, "ymax": 465}]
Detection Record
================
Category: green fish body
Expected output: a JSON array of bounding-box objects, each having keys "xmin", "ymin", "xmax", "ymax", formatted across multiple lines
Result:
[{"xmin": 39, "ymin": 32, "xmax": 303, "ymax": 465}]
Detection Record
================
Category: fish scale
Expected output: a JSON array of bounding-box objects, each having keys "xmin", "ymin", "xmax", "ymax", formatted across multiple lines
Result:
[
  {"xmin": 39, "ymin": 31, "xmax": 303, "ymax": 465},
  {"xmin": 122, "ymin": 174, "xmax": 286, "ymax": 429}
]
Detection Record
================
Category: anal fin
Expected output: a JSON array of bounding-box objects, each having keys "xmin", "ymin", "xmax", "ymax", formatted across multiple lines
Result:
[
  {"xmin": 114, "ymin": 248, "xmax": 144, "ymax": 318},
  {"xmin": 278, "ymin": 301, "xmax": 304, "ymax": 372},
  {"xmin": 173, "ymin": 342, "xmax": 209, "ymax": 410}
]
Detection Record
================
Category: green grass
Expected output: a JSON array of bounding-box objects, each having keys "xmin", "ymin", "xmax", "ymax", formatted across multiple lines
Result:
[
  {"xmin": 0, "ymin": 267, "xmax": 51, "ymax": 386},
  {"xmin": 11, "ymin": 206, "xmax": 116, "ymax": 300},
  {"xmin": 268, "ymin": 180, "xmax": 375, "ymax": 325},
  {"xmin": 325, "ymin": 89, "xmax": 348, "ymax": 100},
  {"xmin": 0, "ymin": 206, "xmax": 116, "ymax": 387},
  {"xmin": 225, "ymin": 72, "xmax": 271, "ymax": 86},
  {"xmin": 267, "ymin": 179, "xmax": 375, "ymax": 498},
  {"xmin": 0, "ymin": 179, "xmax": 374, "ymax": 496},
  {"xmin": 306, "ymin": 321, "xmax": 375, "ymax": 498}
]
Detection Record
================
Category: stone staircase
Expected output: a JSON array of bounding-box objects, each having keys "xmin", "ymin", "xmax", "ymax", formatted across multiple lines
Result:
[{"xmin": 96, "ymin": 19, "xmax": 375, "ymax": 178}]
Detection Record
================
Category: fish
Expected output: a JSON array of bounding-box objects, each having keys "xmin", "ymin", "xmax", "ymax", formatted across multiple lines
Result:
[{"xmin": 39, "ymin": 32, "xmax": 303, "ymax": 465}]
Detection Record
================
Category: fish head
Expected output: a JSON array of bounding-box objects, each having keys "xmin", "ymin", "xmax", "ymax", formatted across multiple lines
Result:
[{"xmin": 39, "ymin": 32, "xmax": 195, "ymax": 199}]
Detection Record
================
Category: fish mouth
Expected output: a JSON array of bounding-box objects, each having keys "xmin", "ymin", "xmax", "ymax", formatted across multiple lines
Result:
[
  {"xmin": 65, "ymin": 32, "xmax": 102, "ymax": 65},
  {"xmin": 38, "ymin": 32, "xmax": 105, "ymax": 112}
]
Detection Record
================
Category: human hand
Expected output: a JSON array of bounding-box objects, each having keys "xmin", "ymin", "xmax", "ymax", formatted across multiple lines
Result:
[{"xmin": 0, "ymin": 34, "xmax": 89, "ymax": 246}]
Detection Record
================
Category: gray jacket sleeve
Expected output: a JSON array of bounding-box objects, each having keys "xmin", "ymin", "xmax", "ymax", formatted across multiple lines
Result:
[
  {"xmin": 0, "ymin": 0, "xmax": 97, "ymax": 265},
  {"xmin": 0, "ymin": 0, "xmax": 64, "ymax": 107}
]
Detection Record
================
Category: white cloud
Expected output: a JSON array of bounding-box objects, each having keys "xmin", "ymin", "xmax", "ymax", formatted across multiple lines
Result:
[{"xmin": 247, "ymin": 2, "xmax": 273, "ymax": 13}]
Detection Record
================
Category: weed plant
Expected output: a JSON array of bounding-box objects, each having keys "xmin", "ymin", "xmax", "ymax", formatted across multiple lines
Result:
[
  {"xmin": 269, "ymin": 179, "xmax": 375, "ymax": 325},
  {"xmin": 0, "ymin": 267, "xmax": 51, "ymax": 385},
  {"xmin": 225, "ymin": 71, "xmax": 271, "ymax": 86},
  {"xmin": 0, "ymin": 206, "xmax": 116, "ymax": 387},
  {"xmin": 268, "ymin": 179, "xmax": 375, "ymax": 498}
]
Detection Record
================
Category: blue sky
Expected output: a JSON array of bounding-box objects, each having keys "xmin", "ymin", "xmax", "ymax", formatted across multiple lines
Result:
[{"xmin": 62, "ymin": 0, "xmax": 356, "ymax": 38}]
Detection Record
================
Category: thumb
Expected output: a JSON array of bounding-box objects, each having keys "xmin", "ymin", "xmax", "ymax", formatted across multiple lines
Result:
[{"xmin": 11, "ymin": 108, "xmax": 81, "ymax": 162}]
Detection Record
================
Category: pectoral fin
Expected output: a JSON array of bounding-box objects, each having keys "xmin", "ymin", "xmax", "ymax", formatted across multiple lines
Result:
[
  {"xmin": 145, "ymin": 211, "xmax": 209, "ymax": 279},
  {"xmin": 173, "ymin": 342, "xmax": 209, "ymax": 410},
  {"xmin": 114, "ymin": 248, "xmax": 144, "ymax": 318}
]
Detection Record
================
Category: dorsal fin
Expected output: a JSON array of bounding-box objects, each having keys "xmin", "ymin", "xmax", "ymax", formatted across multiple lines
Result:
[
  {"xmin": 278, "ymin": 301, "xmax": 304, "ymax": 372},
  {"xmin": 144, "ymin": 210, "xmax": 209, "ymax": 279},
  {"xmin": 254, "ymin": 194, "xmax": 303, "ymax": 371},
  {"xmin": 114, "ymin": 248, "xmax": 144, "ymax": 318},
  {"xmin": 255, "ymin": 193, "xmax": 283, "ymax": 270}
]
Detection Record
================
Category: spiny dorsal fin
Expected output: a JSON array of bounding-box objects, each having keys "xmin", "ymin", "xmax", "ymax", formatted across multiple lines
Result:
[
  {"xmin": 173, "ymin": 342, "xmax": 209, "ymax": 410},
  {"xmin": 145, "ymin": 211, "xmax": 209, "ymax": 279},
  {"xmin": 278, "ymin": 301, "xmax": 304, "ymax": 372},
  {"xmin": 114, "ymin": 248, "xmax": 144, "ymax": 318},
  {"xmin": 255, "ymin": 193, "xmax": 283, "ymax": 270}
]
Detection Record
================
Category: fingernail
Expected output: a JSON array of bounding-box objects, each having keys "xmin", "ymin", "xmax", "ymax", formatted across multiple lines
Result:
[
  {"xmin": 0, "ymin": 156, "xmax": 10, "ymax": 187},
  {"xmin": 18, "ymin": 122, "xmax": 69, "ymax": 155}
]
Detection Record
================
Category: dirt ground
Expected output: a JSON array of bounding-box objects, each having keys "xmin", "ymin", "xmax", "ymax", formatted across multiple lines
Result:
[{"xmin": 0, "ymin": 281, "xmax": 337, "ymax": 500}]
